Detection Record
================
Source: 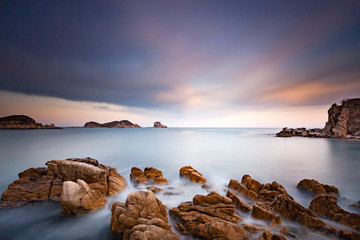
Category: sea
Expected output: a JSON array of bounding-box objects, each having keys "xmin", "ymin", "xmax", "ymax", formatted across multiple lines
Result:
[{"xmin": 0, "ymin": 128, "xmax": 359, "ymax": 239}]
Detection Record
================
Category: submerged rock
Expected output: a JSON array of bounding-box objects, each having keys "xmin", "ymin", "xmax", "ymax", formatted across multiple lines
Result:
[
  {"xmin": 0, "ymin": 115, "xmax": 60, "ymax": 129},
  {"xmin": 110, "ymin": 190, "xmax": 179, "ymax": 240},
  {"xmin": 130, "ymin": 167, "xmax": 168, "ymax": 185},
  {"xmin": 169, "ymin": 191, "xmax": 248, "ymax": 240},
  {"xmin": 297, "ymin": 179, "xmax": 339, "ymax": 196},
  {"xmin": 179, "ymin": 166, "xmax": 207, "ymax": 184}
]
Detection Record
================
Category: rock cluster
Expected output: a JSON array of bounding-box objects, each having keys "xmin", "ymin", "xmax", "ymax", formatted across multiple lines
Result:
[
  {"xmin": 110, "ymin": 190, "xmax": 179, "ymax": 240},
  {"xmin": 84, "ymin": 120, "xmax": 140, "ymax": 128},
  {"xmin": 130, "ymin": 167, "xmax": 168, "ymax": 185},
  {"xmin": 297, "ymin": 179, "xmax": 339, "ymax": 196},
  {"xmin": 257, "ymin": 230, "xmax": 287, "ymax": 240},
  {"xmin": 0, "ymin": 115, "xmax": 60, "ymax": 129},
  {"xmin": 276, "ymin": 98, "xmax": 360, "ymax": 139},
  {"xmin": 0, "ymin": 158, "xmax": 127, "ymax": 215},
  {"xmin": 153, "ymin": 121, "xmax": 167, "ymax": 128},
  {"xmin": 169, "ymin": 191, "xmax": 249, "ymax": 240},
  {"xmin": 179, "ymin": 166, "xmax": 207, "ymax": 184}
]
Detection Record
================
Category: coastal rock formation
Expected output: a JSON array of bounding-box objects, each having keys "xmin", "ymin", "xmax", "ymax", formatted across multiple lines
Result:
[
  {"xmin": 226, "ymin": 191, "xmax": 252, "ymax": 213},
  {"xmin": 276, "ymin": 98, "xmax": 360, "ymax": 139},
  {"xmin": 257, "ymin": 230, "xmax": 287, "ymax": 240},
  {"xmin": 153, "ymin": 121, "xmax": 167, "ymax": 128},
  {"xmin": 309, "ymin": 194, "xmax": 360, "ymax": 230},
  {"xmin": 60, "ymin": 179, "xmax": 107, "ymax": 215},
  {"xmin": 251, "ymin": 201, "xmax": 281, "ymax": 226},
  {"xmin": 297, "ymin": 179, "xmax": 339, "ymax": 196},
  {"xmin": 0, "ymin": 115, "xmax": 60, "ymax": 129},
  {"xmin": 0, "ymin": 157, "xmax": 127, "ymax": 209},
  {"xmin": 84, "ymin": 120, "xmax": 140, "ymax": 128},
  {"xmin": 169, "ymin": 191, "xmax": 248, "ymax": 240},
  {"xmin": 179, "ymin": 166, "xmax": 207, "ymax": 184},
  {"xmin": 130, "ymin": 167, "xmax": 168, "ymax": 185},
  {"xmin": 228, "ymin": 179, "xmax": 258, "ymax": 200},
  {"xmin": 110, "ymin": 190, "xmax": 179, "ymax": 240}
]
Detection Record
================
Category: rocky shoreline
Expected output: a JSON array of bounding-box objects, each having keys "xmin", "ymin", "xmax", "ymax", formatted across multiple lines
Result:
[
  {"xmin": 1, "ymin": 158, "xmax": 359, "ymax": 239},
  {"xmin": 277, "ymin": 98, "xmax": 360, "ymax": 139},
  {"xmin": 0, "ymin": 115, "xmax": 61, "ymax": 129}
]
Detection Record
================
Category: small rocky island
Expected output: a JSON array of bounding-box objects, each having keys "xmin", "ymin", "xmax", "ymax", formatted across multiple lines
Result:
[
  {"xmin": 84, "ymin": 120, "xmax": 140, "ymax": 128},
  {"xmin": 277, "ymin": 98, "xmax": 360, "ymax": 139},
  {"xmin": 0, "ymin": 115, "xmax": 60, "ymax": 129},
  {"xmin": 153, "ymin": 121, "xmax": 167, "ymax": 128}
]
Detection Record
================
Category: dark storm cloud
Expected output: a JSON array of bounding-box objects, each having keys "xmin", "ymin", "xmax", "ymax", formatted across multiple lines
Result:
[{"xmin": 1, "ymin": 0, "xmax": 359, "ymax": 111}]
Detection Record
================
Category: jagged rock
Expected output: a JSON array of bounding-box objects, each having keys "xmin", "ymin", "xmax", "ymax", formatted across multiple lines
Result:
[
  {"xmin": 153, "ymin": 121, "xmax": 167, "ymax": 128},
  {"xmin": 259, "ymin": 181, "xmax": 287, "ymax": 202},
  {"xmin": 228, "ymin": 179, "xmax": 258, "ymax": 200},
  {"xmin": 130, "ymin": 167, "xmax": 168, "ymax": 185},
  {"xmin": 241, "ymin": 223, "xmax": 266, "ymax": 232},
  {"xmin": 0, "ymin": 167, "xmax": 54, "ymax": 207},
  {"xmin": 297, "ymin": 179, "xmax": 339, "ymax": 196},
  {"xmin": 279, "ymin": 226, "xmax": 296, "ymax": 238},
  {"xmin": 309, "ymin": 194, "xmax": 360, "ymax": 230},
  {"xmin": 251, "ymin": 201, "xmax": 281, "ymax": 226},
  {"xmin": 242, "ymin": 174, "xmax": 263, "ymax": 193},
  {"xmin": 49, "ymin": 177, "xmax": 63, "ymax": 201},
  {"xmin": 110, "ymin": 190, "xmax": 179, "ymax": 239},
  {"xmin": 84, "ymin": 120, "xmax": 140, "ymax": 128},
  {"xmin": 60, "ymin": 179, "xmax": 107, "ymax": 215},
  {"xmin": 146, "ymin": 186, "xmax": 163, "ymax": 194},
  {"xmin": 169, "ymin": 191, "xmax": 248, "ymax": 240},
  {"xmin": 226, "ymin": 191, "xmax": 252, "ymax": 213},
  {"xmin": 179, "ymin": 166, "xmax": 207, "ymax": 184},
  {"xmin": 0, "ymin": 115, "xmax": 60, "ymax": 129},
  {"xmin": 258, "ymin": 230, "xmax": 287, "ymax": 240}
]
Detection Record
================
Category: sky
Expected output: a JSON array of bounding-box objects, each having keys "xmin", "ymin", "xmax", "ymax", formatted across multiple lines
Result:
[{"xmin": 0, "ymin": 0, "xmax": 359, "ymax": 127}]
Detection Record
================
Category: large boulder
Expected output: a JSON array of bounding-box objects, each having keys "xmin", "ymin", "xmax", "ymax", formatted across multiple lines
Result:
[
  {"xmin": 309, "ymin": 194, "xmax": 360, "ymax": 230},
  {"xmin": 179, "ymin": 166, "xmax": 207, "ymax": 184},
  {"xmin": 169, "ymin": 191, "xmax": 249, "ymax": 240},
  {"xmin": 60, "ymin": 179, "xmax": 107, "ymax": 215},
  {"xmin": 297, "ymin": 179, "xmax": 339, "ymax": 196},
  {"xmin": 110, "ymin": 190, "xmax": 179, "ymax": 239}
]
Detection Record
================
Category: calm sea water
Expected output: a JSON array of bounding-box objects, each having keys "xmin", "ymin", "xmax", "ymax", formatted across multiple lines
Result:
[{"xmin": 0, "ymin": 128, "xmax": 359, "ymax": 239}]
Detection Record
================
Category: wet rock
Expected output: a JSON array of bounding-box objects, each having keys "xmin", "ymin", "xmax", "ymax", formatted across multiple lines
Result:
[
  {"xmin": 228, "ymin": 179, "xmax": 258, "ymax": 200},
  {"xmin": 309, "ymin": 194, "xmax": 360, "ymax": 230},
  {"xmin": 251, "ymin": 201, "xmax": 281, "ymax": 226},
  {"xmin": 0, "ymin": 168, "xmax": 54, "ymax": 207},
  {"xmin": 130, "ymin": 167, "xmax": 168, "ymax": 185},
  {"xmin": 226, "ymin": 191, "xmax": 252, "ymax": 213},
  {"xmin": 110, "ymin": 190, "xmax": 178, "ymax": 239},
  {"xmin": 259, "ymin": 181, "xmax": 287, "ymax": 202},
  {"xmin": 280, "ymin": 226, "xmax": 296, "ymax": 238},
  {"xmin": 146, "ymin": 186, "xmax": 163, "ymax": 194},
  {"xmin": 169, "ymin": 191, "xmax": 248, "ymax": 240},
  {"xmin": 49, "ymin": 177, "xmax": 63, "ymax": 201},
  {"xmin": 108, "ymin": 167, "xmax": 127, "ymax": 196},
  {"xmin": 241, "ymin": 223, "xmax": 266, "ymax": 232},
  {"xmin": 258, "ymin": 230, "xmax": 287, "ymax": 240},
  {"xmin": 60, "ymin": 179, "xmax": 107, "ymax": 215},
  {"xmin": 179, "ymin": 166, "xmax": 207, "ymax": 184},
  {"xmin": 242, "ymin": 174, "xmax": 263, "ymax": 193},
  {"xmin": 297, "ymin": 179, "xmax": 339, "ymax": 196}
]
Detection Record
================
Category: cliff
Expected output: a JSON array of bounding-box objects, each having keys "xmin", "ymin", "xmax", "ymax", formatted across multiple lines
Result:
[
  {"xmin": 153, "ymin": 121, "xmax": 167, "ymax": 128},
  {"xmin": 0, "ymin": 115, "xmax": 60, "ymax": 129},
  {"xmin": 84, "ymin": 120, "xmax": 140, "ymax": 128},
  {"xmin": 277, "ymin": 98, "xmax": 360, "ymax": 139}
]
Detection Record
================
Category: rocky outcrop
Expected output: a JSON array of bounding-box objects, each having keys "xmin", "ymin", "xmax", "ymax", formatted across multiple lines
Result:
[
  {"xmin": 277, "ymin": 98, "xmax": 360, "ymax": 139},
  {"xmin": 84, "ymin": 120, "xmax": 140, "ymax": 128},
  {"xmin": 297, "ymin": 179, "xmax": 339, "ymax": 196},
  {"xmin": 0, "ymin": 115, "xmax": 60, "ymax": 129},
  {"xmin": 179, "ymin": 166, "xmax": 207, "ymax": 184},
  {"xmin": 251, "ymin": 201, "xmax": 281, "ymax": 226},
  {"xmin": 257, "ymin": 230, "xmax": 287, "ymax": 240},
  {"xmin": 309, "ymin": 194, "xmax": 360, "ymax": 230},
  {"xmin": 226, "ymin": 191, "xmax": 251, "ymax": 213},
  {"xmin": 153, "ymin": 121, "xmax": 167, "ymax": 128},
  {"xmin": 0, "ymin": 158, "xmax": 127, "ymax": 210},
  {"xmin": 110, "ymin": 190, "xmax": 179, "ymax": 240},
  {"xmin": 130, "ymin": 167, "xmax": 168, "ymax": 185},
  {"xmin": 169, "ymin": 191, "xmax": 249, "ymax": 240},
  {"xmin": 60, "ymin": 179, "xmax": 107, "ymax": 215}
]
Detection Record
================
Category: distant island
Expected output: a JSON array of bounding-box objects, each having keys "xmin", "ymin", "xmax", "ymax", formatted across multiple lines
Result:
[
  {"xmin": 84, "ymin": 120, "xmax": 140, "ymax": 128},
  {"xmin": 277, "ymin": 98, "xmax": 360, "ymax": 139},
  {"xmin": 153, "ymin": 121, "xmax": 167, "ymax": 128},
  {"xmin": 0, "ymin": 115, "xmax": 61, "ymax": 129}
]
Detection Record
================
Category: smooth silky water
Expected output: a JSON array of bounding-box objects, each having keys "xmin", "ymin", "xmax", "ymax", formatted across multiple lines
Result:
[{"xmin": 0, "ymin": 128, "xmax": 359, "ymax": 239}]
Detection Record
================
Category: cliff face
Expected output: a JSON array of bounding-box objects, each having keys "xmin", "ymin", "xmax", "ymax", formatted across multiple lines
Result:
[
  {"xmin": 84, "ymin": 120, "xmax": 140, "ymax": 128},
  {"xmin": 0, "ymin": 115, "xmax": 60, "ymax": 129},
  {"xmin": 324, "ymin": 99, "xmax": 360, "ymax": 138}
]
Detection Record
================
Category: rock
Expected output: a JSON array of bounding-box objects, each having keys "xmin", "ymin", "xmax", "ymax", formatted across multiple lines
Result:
[
  {"xmin": 259, "ymin": 181, "xmax": 288, "ymax": 202},
  {"xmin": 169, "ymin": 191, "xmax": 248, "ymax": 240},
  {"xmin": 228, "ymin": 179, "xmax": 258, "ymax": 200},
  {"xmin": 0, "ymin": 115, "xmax": 61, "ymax": 129},
  {"xmin": 280, "ymin": 226, "xmax": 296, "ymax": 238},
  {"xmin": 226, "ymin": 191, "xmax": 252, "ymax": 213},
  {"xmin": 241, "ymin": 223, "xmax": 266, "ymax": 232},
  {"xmin": 258, "ymin": 230, "xmax": 287, "ymax": 240},
  {"xmin": 349, "ymin": 201, "xmax": 360, "ymax": 211},
  {"xmin": 60, "ymin": 179, "xmax": 107, "ymax": 215},
  {"xmin": 179, "ymin": 166, "xmax": 207, "ymax": 184},
  {"xmin": 66, "ymin": 157, "xmax": 99, "ymax": 166},
  {"xmin": 49, "ymin": 177, "xmax": 63, "ymax": 201},
  {"xmin": 309, "ymin": 194, "xmax": 360, "ymax": 230},
  {"xmin": 130, "ymin": 167, "xmax": 168, "ymax": 185},
  {"xmin": 84, "ymin": 120, "xmax": 140, "ymax": 128},
  {"xmin": 153, "ymin": 121, "xmax": 167, "ymax": 128},
  {"xmin": 251, "ymin": 201, "xmax": 282, "ymax": 226},
  {"xmin": 297, "ymin": 179, "xmax": 339, "ymax": 196},
  {"xmin": 110, "ymin": 190, "xmax": 178, "ymax": 239},
  {"xmin": 242, "ymin": 174, "xmax": 263, "ymax": 193},
  {"xmin": 108, "ymin": 167, "xmax": 128, "ymax": 196},
  {"xmin": 146, "ymin": 186, "xmax": 163, "ymax": 194}
]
